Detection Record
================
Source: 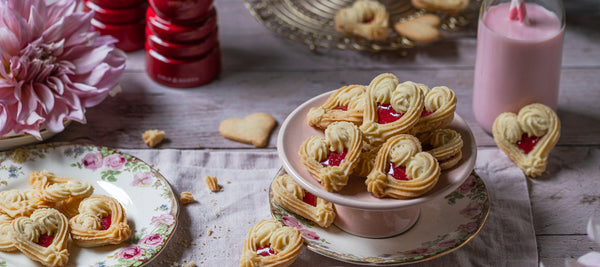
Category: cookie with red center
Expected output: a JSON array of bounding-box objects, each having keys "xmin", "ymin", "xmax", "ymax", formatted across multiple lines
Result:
[
  {"xmin": 69, "ymin": 195, "xmax": 131, "ymax": 247},
  {"xmin": 411, "ymin": 84, "xmax": 457, "ymax": 134},
  {"xmin": 299, "ymin": 121, "xmax": 363, "ymax": 192},
  {"xmin": 359, "ymin": 73, "xmax": 425, "ymax": 146},
  {"xmin": 239, "ymin": 219, "xmax": 303, "ymax": 267},
  {"xmin": 417, "ymin": 128, "xmax": 463, "ymax": 170},
  {"xmin": 306, "ymin": 84, "xmax": 366, "ymax": 130},
  {"xmin": 366, "ymin": 134, "xmax": 441, "ymax": 199},
  {"xmin": 272, "ymin": 174, "xmax": 336, "ymax": 228},
  {"xmin": 492, "ymin": 103, "xmax": 560, "ymax": 178},
  {"xmin": 9, "ymin": 208, "xmax": 69, "ymax": 267},
  {"xmin": 334, "ymin": 0, "xmax": 389, "ymax": 40}
]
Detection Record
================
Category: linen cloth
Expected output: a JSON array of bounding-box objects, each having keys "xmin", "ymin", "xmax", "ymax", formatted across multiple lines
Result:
[{"xmin": 121, "ymin": 147, "xmax": 538, "ymax": 267}]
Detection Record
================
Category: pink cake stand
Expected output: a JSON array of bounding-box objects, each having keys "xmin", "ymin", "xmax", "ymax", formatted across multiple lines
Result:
[{"xmin": 277, "ymin": 90, "xmax": 477, "ymax": 238}]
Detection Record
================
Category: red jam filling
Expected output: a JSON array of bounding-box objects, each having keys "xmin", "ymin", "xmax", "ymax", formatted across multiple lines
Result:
[
  {"xmin": 516, "ymin": 134, "xmax": 541, "ymax": 154},
  {"xmin": 302, "ymin": 192, "xmax": 317, "ymax": 207},
  {"xmin": 320, "ymin": 149, "xmax": 347, "ymax": 167},
  {"xmin": 36, "ymin": 234, "xmax": 54, "ymax": 247},
  {"xmin": 387, "ymin": 162, "xmax": 409, "ymax": 181},
  {"xmin": 334, "ymin": 106, "xmax": 348, "ymax": 111},
  {"xmin": 101, "ymin": 215, "xmax": 112, "ymax": 230},
  {"xmin": 363, "ymin": 16, "xmax": 374, "ymax": 23},
  {"xmin": 421, "ymin": 109, "xmax": 435, "ymax": 117},
  {"xmin": 377, "ymin": 103, "xmax": 403, "ymax": 124},
  {"xmin": 257, "ymin": 245, "xmax": 276, "ymax": 257}
]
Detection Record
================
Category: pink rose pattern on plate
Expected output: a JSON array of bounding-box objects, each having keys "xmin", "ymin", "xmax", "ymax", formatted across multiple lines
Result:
[{"xmin": 270, "ymin": 168, "xmax": 489, "ymax": 264}]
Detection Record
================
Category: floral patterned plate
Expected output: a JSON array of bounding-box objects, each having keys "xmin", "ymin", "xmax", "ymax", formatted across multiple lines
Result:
[
  {"xmin": 269, "ymin": 168, "xmax": 490, "ymax": 265},
  {"xmin": 0, "ymin": 143, "xmax": 179, "ymax": 267}
]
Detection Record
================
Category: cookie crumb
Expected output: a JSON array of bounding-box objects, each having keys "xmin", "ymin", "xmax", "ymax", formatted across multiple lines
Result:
[
  {"xmin": 142, "ymin": 129, "xmax": 166, "ymax": 147},
  {"xmin": 206, "ymin": 229, "xmax": 213, "ymax": 236},
  {"xmin": 204, "ymin": 176, "xmax": 221, "ymax": 192},
  {"xmin": 226, "ymin": 180, "xmax": 231, "ymax": 184},
  {"xmin": 183, "ymin": 261, "xmax": 196, "ymax": 267},
  {"xmin": 179, "ymin": 192, "xmax": 195, "ymax": 204}
]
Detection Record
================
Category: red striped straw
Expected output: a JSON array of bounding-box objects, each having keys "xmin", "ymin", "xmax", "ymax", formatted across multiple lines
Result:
[{"xmin": 509, "ymin": 0, "xmax": 527, "ymax": 23}]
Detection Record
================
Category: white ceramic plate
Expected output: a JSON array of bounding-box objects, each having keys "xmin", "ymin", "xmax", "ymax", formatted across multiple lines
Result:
[
  {"xmin": 0, "ymin": 143, "xmax": 179, "ymax": 267},
  {"xmin": 270, "ymin": 168, "xmax": 490, "ymax": 265},
  {"xmin": 277, "ymin": 90, "xmax": 477, "ymax": 210}
]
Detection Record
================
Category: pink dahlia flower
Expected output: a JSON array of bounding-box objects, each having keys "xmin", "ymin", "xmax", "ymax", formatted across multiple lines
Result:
[{"xmin": 0, "ymin": 0, "xmax": 126, "ymax": 139}]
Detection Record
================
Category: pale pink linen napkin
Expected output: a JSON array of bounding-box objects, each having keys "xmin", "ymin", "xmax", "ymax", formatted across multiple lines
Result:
[{"xmin": 122, "ymin": 147, "xmax": 537, "ymax": 266}]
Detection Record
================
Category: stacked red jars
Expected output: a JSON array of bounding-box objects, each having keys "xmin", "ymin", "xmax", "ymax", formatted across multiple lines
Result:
[
  {"xmin": 146, "ymin": 0, "xmax": 221, "ymax": 88},
  {"xmin": 83, "ymin": 0, "xmax": 146, "ymax": 52}
]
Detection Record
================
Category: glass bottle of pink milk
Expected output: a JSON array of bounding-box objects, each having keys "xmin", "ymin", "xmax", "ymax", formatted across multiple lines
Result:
[{"xmin": 473, "ymin": 0, "xmax": 565, "ymax": 133}]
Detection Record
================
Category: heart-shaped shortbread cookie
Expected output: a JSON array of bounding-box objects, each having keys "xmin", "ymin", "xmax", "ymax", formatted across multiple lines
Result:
[
  {"xmin": 411, "ymin": 84, "xmax": 457, "ymax": 134},
  {"xmin": 0, "ymin": 189, "xmax": 50, "ymax": 218},
  {"xmin": 394, "ymin": 14, "xmax": 442, "ymax": 43},
  {"xmin": 306, "ymin": 84, "xmax": 366, "ymax": 130},
  {"xmin": 360, "ymin": 73, "xmax": 424, "ymax": 146},
  {"xmin": 299, "ymin": 121, "xmax": 363, "ymax": 192},
  {"xmin": 492, "ymin": 103, "xmax": 560, "ymax": 177},
  {"xmin": 272, "ymin": 174, "xmax": 336, "ymax": 228},
  {"xmin": 239, "ymin": 219, "xmax": 303, "ymax": 267},
  {"xmin": 219, "ymin": 113, "xmax": 276, "ymax": 148},
  {"xmin": 69, "ymin": 195, "xmax": 131, "ymax": 247},
  {"xmin": 366, "ymin": 134, "xmax": 441, "ymax": 199},
  {"xmin": 29, "ymin": 170, "xmax": 94, "ymax": 203},
  {"xmin": 334, "ymin": 0, "xmax": 389, "ymax": 40},
  {"xmin": 411, "ymin": 0, "xmax": 470, "ymax": 14},
  {"xmin": 0, "ymin": 213, "xmax": 16, "ymax": 252},
  {"xmin": 417, "ymin": 128, "xmax": 463, "ymax": 170},
  {"xmin": 10, "ymin": 208, "xmax": 69, "ymax": 267}
]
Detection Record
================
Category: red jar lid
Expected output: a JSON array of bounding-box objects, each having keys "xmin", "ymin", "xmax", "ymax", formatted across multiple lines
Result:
[
  {"xmin": 89, "ymin": 0, "xmax": 146, "ymax": 9},
  {"xmin": 91, "ymin": 18, "xmax": 145, "ymax": 52},
  {"xmin": 148, "ymin": 0, "xmax": 214, "ymax": 23},
  {"xmin": 146, "ymin": 7, "xmax": 217, "ymax": 43},
  {"xmin": 84, "ymin": 0, "xmax": 146, "ymax": 25},
  {"xmin": 146, "ymin": 46, "xmax": 221, "ymax": 88},
  {"xmin": 145, "ymin": 28, "xmax": 219, "ymax": 59}
]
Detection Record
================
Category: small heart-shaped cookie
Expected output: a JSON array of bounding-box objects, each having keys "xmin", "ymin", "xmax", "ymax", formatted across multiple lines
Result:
[
  {"xmin": 69, "ymin": 195, "xmax": 131, "ymax": 247},
  {"xmin": 493, "ymin": 103, "xmax": 560, "ymax": 177},
  {"xmin": 219, "ymin": 113, "xmax": 276, "ymax": 147},
  {"xmin": 360, "ymin": 73, "xmax": 424, "ymax": 146},
  {"xmin": 411, "ymin": 0, "xmax": 470, "ymax": 14},
  {"xmin": 393, "ymin": 14, "xmax": 441, "ymax": 43},
  {"xmin": 0, "ymin": 213, "xmax": 16, "ymax": 252},
  {"xmin": 334, "ymin": 0, "xmax": 389, "ymax": 40},
  {"xmin": 366, "ymin": 134, "xmax": 441, "ymax": 199},
  {"xmin": 272, "ymin": 174, "xmax": 336, "ymax": 228},
  {"xmin": 29, "ymin": 170, "xmax": 94, "ymax": 203},
  {"xmin": 306, "ymin": 84, "xmax": 366, "ymax": 130},
  {"xmin": 10, "ymin": 208, "xmax": 69, "ymax": 267},
  {"xmin": 299, "ymin": 121, "xmax": 363, "ymax": 192},
  {"xmin": 0, "ymin": 189, "xmax": 50, "ymax": 218},
  {"xmin": 239, "ymin": 219, "xmax": 303, "ymax": 267},
  {"xmin": 411, "ymin": 84, "xmax": 457, "ymax": 134},
  {"xmin": 418, "ymin": 128, "xmax": 463, "ymax": 170}
]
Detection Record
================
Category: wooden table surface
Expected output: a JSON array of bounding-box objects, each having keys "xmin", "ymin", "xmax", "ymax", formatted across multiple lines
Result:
[{"xmin": 49, "ymin": 0, "xmax": 600, "ymax": 266}]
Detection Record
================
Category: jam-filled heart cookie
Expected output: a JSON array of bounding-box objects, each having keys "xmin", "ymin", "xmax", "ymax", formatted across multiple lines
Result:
[
  {"xmin": 69, "ymin": 195, "xmax": 131, "ymax": 247},
  {"xmin": 492, "ymin": 103, "xmax": 560, "ymax": 177},
  {"xmin": 366, "ymin": 134, "xmax": 441, "ymax": 199},
  {"xmin": 360, "ymin": 73, "xmax": 424, "ymax": 146},
  {"xmin": 299, "ymin": 121, "xmax": 363, "ymax": 192},
  {"xmin": 54, "ymin": 196, "xmax": 86, "ymax": 218},
  {"xmin": 306, "ymin": 84, "xmax": 366, "ymax": 130},
  {"xmin": 334, "ymin": 0, "xmax": 389, "ymax": 41},
  {"xmin": 0, "ymin": 213, "xmax": 16, "ymax": 252},
  {"xmin": 29, "ymin": 170, "xmax": 94, "ymax": 203},
  {"xmin": 418, "ymin": 128, "xmax": 463, "ymax": 170},
  {"xmin": 411, "ymin": 85, "xmax": 457, "ymax": 134},
  {"xmin": 239, "ymin": 219, "xmax": 303, "ymax": 267},
  {"xmin": 272, "ymin": 174, "xmax": 335, "ymax": 228},
  {"xmin": 0, "ymin": 189, "xmax": 50, "ymax": 218},
  {"xmin": 10, "ymin": 208, "xmax": 69, "ymax": 267},
  {"xmin": 352, "ymin": 143, "xmax": 381, "ymax": 178}
]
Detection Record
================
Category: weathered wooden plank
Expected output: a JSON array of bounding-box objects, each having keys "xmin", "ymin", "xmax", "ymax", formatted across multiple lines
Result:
[
  {"xmin": 51, "ymin": 69, "xmax": 600, "ymax": 148},
  {"xmin": 538, "ymin": 235, "xmax": 598, "ymax": 267}
]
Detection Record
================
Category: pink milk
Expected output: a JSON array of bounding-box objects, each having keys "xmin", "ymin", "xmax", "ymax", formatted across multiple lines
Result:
[{"xmin": 473, "ymin": 2, "xmax": 564, "ymax": 133}]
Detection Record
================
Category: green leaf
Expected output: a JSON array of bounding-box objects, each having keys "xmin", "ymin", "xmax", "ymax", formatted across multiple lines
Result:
[{"xmin": 108, "ymin": 176, "xmax": 117, "ymax": 182}]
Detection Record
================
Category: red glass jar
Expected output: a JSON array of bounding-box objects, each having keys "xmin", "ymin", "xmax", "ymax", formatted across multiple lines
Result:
[
  {"xmin": 148, "ymin": 0, "xmax": 214, "ymax": 23},
  {"xmin": 146, "ymin": 7, "xmax": 217, "ymax": 43},
  {"xmin": 91, "ymin": 18, "xmax": 145, "ymax": 52},
  {"xmin": 145, "ymin": 46, "xmax": 221, "ymax": 88},
  {"xmin": 84, "ymin": 0, "xmax": 146, "ymax": 25}
]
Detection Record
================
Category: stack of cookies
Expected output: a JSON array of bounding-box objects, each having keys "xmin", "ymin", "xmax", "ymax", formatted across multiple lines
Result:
[
  {"xmin": 84, "ymin": 0, "xmax": 147, "ymax": 52},
  {"xmin": 145, "ymin": 0, "xmax": 222, "ymax": 88},
  {"xmin": 299, "ymin": 73, "xmax": 464, "ymax": 199}
]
